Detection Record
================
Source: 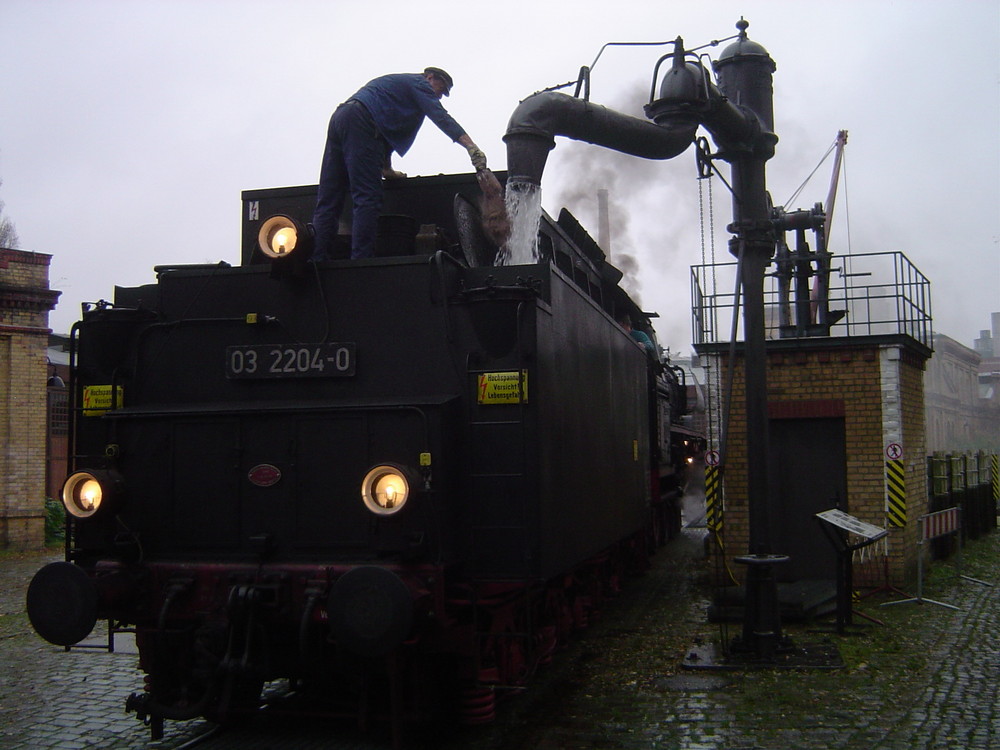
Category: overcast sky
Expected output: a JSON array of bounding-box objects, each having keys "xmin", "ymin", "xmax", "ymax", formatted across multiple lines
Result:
[{"xmin": 2, "ymin": 0, "xmax": 997, "ymax": 355}]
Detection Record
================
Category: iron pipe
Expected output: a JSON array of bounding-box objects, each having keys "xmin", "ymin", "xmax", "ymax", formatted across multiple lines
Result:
[{"xmin": 503, "ymin": 91, "xmax": 698, "ymax": 185}]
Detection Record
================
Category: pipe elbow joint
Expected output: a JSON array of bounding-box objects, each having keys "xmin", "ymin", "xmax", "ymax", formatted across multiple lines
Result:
[
  {"xmin": 697, "ymin": 99, "xmax": 777, "ymax": 162},
  {"xmin": 504, "ymin": 91, "xmax": 697, "ymax": 186}
]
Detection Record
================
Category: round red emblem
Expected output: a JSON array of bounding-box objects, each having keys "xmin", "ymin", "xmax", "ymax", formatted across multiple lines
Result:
[{"xmin": 248, "ymin": 464, "xmax": 282, "ymax": 487}]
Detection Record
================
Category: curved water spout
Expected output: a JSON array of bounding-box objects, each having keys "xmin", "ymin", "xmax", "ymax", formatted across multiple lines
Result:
[{"xmin": 503, "ymin": 91, "xmax": 699, "ymax": 186}]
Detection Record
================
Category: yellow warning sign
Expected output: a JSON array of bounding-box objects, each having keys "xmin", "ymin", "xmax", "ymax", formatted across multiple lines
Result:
[
  {"xmin": 82, "ymin": 385, "xmax": 124, "ymax": 416},
  {"xmin": 477, "ymin": 371, "xmax": 528, "ymax": 405}
]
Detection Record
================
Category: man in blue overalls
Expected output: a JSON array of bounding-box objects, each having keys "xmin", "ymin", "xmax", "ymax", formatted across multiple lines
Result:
[{"xmin": 311, "ymin": 67, "xmax": 488, "ymax": 260}]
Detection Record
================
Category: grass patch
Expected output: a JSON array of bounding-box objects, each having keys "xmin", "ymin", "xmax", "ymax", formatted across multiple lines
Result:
[{"xmin": 44, "ymin": 497, "xmax": 66, "ymax": 545}]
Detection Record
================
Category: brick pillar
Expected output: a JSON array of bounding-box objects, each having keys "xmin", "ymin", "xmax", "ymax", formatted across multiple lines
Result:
[
  {"xmin": 880, "ymin": 345, "xmax": 930, "ymax": 584},
  {"xmin": 0, "ymin": 249, "xmax": 61, "ymax": 549}
]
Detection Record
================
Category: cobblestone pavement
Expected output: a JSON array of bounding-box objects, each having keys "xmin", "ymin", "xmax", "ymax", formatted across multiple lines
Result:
[
  {"xmin": 2, "ymin": 525, "xmax": 998, "ymax": 750},
  {"xmin": 473, "ymin": 527, "xmax": 1000, "ymax": 750}
]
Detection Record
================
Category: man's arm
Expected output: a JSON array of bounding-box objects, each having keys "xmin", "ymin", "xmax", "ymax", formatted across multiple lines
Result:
[
  {"xmin": 457, "ymin": 134, "xmax": 488, "ymax": 171},
  {"xmin": 412, "ymin": 78, "xmax": 488, "ymax": 171}
]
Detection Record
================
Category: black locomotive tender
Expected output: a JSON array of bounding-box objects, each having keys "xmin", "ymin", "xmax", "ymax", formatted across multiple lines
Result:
[{"xmin": 27, "ymin": 171, "xmax": 696, "ymax": 734}]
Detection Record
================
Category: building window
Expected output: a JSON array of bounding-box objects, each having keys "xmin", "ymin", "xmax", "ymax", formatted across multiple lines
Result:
[{"xmin": 48, "ymin": 389, "xmax": 69, "ymax": 435}]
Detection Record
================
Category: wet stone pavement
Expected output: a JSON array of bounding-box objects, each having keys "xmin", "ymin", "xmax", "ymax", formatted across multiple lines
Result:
[{"xmin": 2, "ymin": 524, "xmax": 999, "ymax": 750}]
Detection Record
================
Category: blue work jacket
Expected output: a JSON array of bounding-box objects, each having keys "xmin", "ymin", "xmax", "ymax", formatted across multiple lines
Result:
[{"xmin": 351, "ymin": 73, "xmax": 467, "ymax": 156}]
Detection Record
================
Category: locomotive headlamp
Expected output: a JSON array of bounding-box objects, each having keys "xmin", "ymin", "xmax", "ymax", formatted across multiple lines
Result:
[
  {"xmin": 61, "ymin": 470, "xmax": 121, "ymax": 520},
  {"xmin": 257, "ymin": 215, "xmax": 304, "ymax": 259},
  {"xmin": 361, "ymin": 464, "xmax": 413, "ymax": 516}
]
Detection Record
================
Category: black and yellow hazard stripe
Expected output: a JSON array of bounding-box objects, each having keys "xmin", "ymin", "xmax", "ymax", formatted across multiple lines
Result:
[
  {"xmin": 704, "ymin": 465, "xmax": 739, "ymax": 585},
  {"xmin": 706, "ymin": 465, "xmax": 722, "ymax": 532},
  {"xmin": 886, "ymin": 459, "xmax": 906, "ymax": 527},
  {"xmin": 992, "ymin": 454, "xmax": 999, "ymax": 502}
]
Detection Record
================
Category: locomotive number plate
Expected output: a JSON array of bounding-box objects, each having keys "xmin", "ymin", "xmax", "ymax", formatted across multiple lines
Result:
[{"xmin": 226, "ymin": 343, "xmax": 356, "ymax": 379}]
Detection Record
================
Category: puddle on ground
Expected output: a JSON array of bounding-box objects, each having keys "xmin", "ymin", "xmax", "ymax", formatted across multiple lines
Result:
[{"xmin": 653, "ymin": 674, "xmax": 730, "ymax": 691}]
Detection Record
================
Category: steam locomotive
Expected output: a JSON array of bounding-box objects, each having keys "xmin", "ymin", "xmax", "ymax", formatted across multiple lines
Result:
[{"xmin": 26, "ymin": 171, "xmax": 696, "ymax": 739}]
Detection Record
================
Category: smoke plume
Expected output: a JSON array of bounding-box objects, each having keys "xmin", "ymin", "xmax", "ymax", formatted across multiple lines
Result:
[{"xmin": 546, "ymin": 82, "xmax": 710, "ymax": 351}]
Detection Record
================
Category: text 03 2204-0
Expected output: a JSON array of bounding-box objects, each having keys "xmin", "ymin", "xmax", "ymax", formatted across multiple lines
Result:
[{"xmin": 225, "ymin": 344, "xmax": 356, "ymax": 379}]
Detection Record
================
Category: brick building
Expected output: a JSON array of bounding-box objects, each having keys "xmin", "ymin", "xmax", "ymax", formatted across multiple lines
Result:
[
  {"xmin": 0, "ymin": 248, "xmax": 60, "ymax": 549},
  {"xmin": 693, "ymin": 250, "xmax": 933, "ymax": 586},
  {"xmin": 699, "ymin": 339, "xmax": 930, "ymax": 586}
]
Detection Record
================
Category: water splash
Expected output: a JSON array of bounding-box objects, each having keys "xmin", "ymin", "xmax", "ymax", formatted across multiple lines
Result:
[{"xmin": 495, "ymin": 179, "xmax": 542, "ymax": 266}]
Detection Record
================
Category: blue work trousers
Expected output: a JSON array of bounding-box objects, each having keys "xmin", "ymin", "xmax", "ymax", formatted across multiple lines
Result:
[{"xmin": 312, "ymin": 100, "xmax": 387, "ymax": 260}]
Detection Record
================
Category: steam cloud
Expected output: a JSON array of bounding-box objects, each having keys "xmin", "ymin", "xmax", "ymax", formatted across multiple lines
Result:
[
  {"xmin": 551, "ymin": 148, "xmax": 653, "ymax": 302},
  {"xmin": 547, "ymin": 82, "xmax": 713, "ymax": 352}
]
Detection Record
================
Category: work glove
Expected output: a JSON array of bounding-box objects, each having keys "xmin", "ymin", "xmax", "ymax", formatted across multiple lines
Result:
[{"xmin": 467, "ymin": 145, "xmax": 488, "ymax": 172}]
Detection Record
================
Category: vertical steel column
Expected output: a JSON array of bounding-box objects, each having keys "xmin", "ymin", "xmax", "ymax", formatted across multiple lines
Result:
[{"xmin": 713, "ymin": 20, "xmax": 789, "ymax": 658}]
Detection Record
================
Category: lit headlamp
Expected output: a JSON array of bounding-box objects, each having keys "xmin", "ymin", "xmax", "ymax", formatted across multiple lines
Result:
[
  {"xmin": 257, "ymin": 215, "xmax": 307, "ymax": 259},
  {"xmin": 61, "ymin": 469, "xmax": 122, "ymax": 520},
  {"xmin": 361, "ymin": 464, "xmax": 416, "ymax": 516}
]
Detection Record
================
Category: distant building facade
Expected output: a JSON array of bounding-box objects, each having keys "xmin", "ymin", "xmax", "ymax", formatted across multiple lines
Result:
[
  {"xmin": 972, "ymin": 312, "xmax": 999, "ymax": 358},
  {"xmin": 974, "ymin": 312, "xmax": 1000, "ymax": 447},
  {"xmin": 925, "ymin": 325, "xmax": 1000, "ymax": 453},
  {"xmin": 47, "ymin": 335, "xmax": 71, "ymax": 502}
]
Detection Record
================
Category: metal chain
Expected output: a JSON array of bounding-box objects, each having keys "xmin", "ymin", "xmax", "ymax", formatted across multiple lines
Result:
[
  {"xmin": 697, "ymin": 175, "xmax": 713, "ymax": 446},
  {"xmin": 697, "ymin": 166, "xmax": 722, "ymax": 454}
]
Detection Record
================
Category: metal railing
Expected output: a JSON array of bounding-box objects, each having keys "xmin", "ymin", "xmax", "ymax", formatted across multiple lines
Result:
[
  {"xmin": 691, "ymin": 250, "xmax": 932, "ymax": 349},
  {"xmin": 928, "ymin": 451, "xmax": 998, "ymax": 543}
]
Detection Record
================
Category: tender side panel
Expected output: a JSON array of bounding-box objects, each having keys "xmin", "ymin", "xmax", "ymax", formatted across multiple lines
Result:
[{"xmin": 535, "ymin": 267, "xmax": 650, "ymax": 579}]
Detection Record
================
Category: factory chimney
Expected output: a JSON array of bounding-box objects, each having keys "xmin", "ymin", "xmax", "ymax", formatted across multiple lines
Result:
[{"xmin": 597, "ymin": 189, "xmax": 611, "ymax": 257}]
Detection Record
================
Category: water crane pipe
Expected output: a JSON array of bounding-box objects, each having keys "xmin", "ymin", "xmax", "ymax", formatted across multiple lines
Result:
[
  {"xmin": 503, "ymin": 19, "xmax": 790, "ymax": 662},
  {"xmin": 503, "ymin": 30, "xmax": 776, "ymax": 189},
  {"xmin": 503, "ymin": 91, "xmax": 699, "ymax": 186}
]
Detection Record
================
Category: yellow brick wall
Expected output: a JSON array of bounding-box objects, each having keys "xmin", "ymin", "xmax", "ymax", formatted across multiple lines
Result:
[
  {"xmin": 0, "ymin": 249, "xmax": 59, "ymax": 549},
  {"xmin": 707, "ymin": 341, "xmax": 929, "ymax": 587}
]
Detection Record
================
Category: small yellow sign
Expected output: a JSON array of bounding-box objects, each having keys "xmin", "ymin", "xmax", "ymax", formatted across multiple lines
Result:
[
  {"xmin": 82, "ymin": 385, "xmax": 124, "ymax": 416},
  {"xmin": 477, "ymin": 371, "xmax": 528, "ymax": 404}
]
